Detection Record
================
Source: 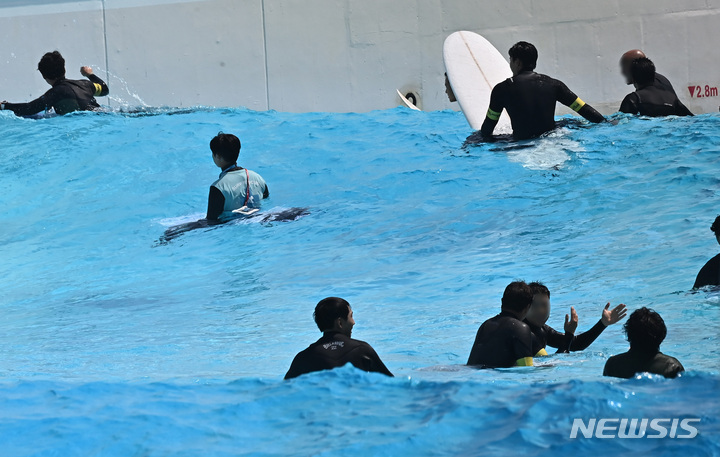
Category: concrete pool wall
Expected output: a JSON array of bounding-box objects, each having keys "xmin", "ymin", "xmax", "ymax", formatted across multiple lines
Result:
[{"xmin": 1, "ymin": 0, "xmax": 718, "ymax": 114}]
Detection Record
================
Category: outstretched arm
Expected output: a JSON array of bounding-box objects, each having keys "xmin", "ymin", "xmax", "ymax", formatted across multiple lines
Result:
[
  {"xmin": 1, "ymin": 92, "xmax": 52, "ymax": 117},
  {"xmin": 557, "ymin": 81, "xmax": 604, "ymax": 123},
  {"xmin": 568, "ymin": 303, "xmax": 627, "ymax": 351},
  {"xmin": 81, "ymin": 66, "xmax": 109, "ymax": 96}
]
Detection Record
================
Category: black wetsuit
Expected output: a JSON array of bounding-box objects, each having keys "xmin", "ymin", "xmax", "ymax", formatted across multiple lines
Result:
[
  {"xmin": 603, "ymin": 349, "xmax": 685, "ymax": 379},
  {"xmin": 694, "ymin": 253, "xmax": 720, "ymax": 289},
  {"xmin": 526, "ymin": 319, "xmax": 607, "ymax": 355},
  {"xmin": 467, "ymin": 311, "xmax": 534, "ymax": 368},
  {"xmin": 619, "ymin": 84, "xmax": 692, "ymax": 117},
  {"xmin": 3, "ymin": 74, "xmax": 109, "ymax": 116},
  {"xmin": 284, "ymin": 332, "xmax": 393, "ymax": 379},
  {"xmin": 480, "ymin": 71, "xmax": 605, "ymax": 140},
  {"xmin": 653, "ymin": 73, "xmax": 676, "ymax": 94}
]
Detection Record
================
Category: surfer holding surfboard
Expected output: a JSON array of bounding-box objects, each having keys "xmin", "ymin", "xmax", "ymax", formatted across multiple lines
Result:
[{"xmin": 444, "ymin": 36, "xmax": 605, "ymax": 140}]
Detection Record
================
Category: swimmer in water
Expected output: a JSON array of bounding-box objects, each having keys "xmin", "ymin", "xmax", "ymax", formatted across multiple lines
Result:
[
  {"xmin": 619, "ymin": 58, "xmax": 693, "ymax": 117},
  {"xmin": 1, "ymin": 51, "xmax": 108, "ymax": 116},
  {"xmin": 206, "ymin": 132, "xmax": 269, "ymax": 221},
  {"xmin": 524, "ymin": 282, "xmax": 627, "ymax": 356},
  {"xmin": 467, "ymin": 281, "xmax": 536, "ymax": 368},
  {"xmin": 284, "ymin": 297, "xmax": 393, "ymax": 379},
  {"xmin": 693, "ymin": 215, "xmax": 720, "ymax": 289},
  {"xmin": 603, "ymin": 307, "xmax": 684, "ymax": 379},
  {"xmin": 620, "ymin": 49, "xmax": 676, "ymax": 94},
  {"xmin": 479, "ymin": 41, "xmax": 605, "ymax": 140}
]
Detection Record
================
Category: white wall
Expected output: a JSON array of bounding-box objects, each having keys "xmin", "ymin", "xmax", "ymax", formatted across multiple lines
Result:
[{"xmin": 1, "ymin": 0, "xmax": 718, "ymax": 114}]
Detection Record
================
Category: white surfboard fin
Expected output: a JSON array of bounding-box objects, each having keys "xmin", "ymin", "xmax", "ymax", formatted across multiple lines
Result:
[{"xmin": 396, "ymin": 89, "xmax": 421, "ymax": 111}]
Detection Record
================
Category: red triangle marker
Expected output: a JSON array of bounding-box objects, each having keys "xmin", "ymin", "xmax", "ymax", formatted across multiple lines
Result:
[{"xmin": 688, "ymin": 86, "xmax": 696, "ymax": 97}]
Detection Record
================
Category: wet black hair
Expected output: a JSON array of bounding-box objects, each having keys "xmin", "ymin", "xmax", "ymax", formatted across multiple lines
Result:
[
  {"xmin": 528, "ymin": 282, "xmax": 550, "ymax": 298},
  {"xmin": 711, "ymin": 215, "xmax": 720, "ymax": 233},
  {"xmin": 508, "ymin": 41, "xmax": 538, "ymax": 71},
  {"xmin": 630, "ymin": 57, "xmax": 656, "ymax": 86},
  {"xmin": 38, "ymin": 51, "xmax": 66, "ymax": 80},
  {"xmin": 501, "ymin": 281, "xmax": 534, "ymax": 314},
  {"xmin": 624, "ymin": 307, "xmax": 667, "ymax": 353},
  {"xmin": 209, "ymin": 132, "xmax": 241, "ymax": 163},
  {"xmin": 314, "ymin": 297, "xmax": 351, "ymax": 332}
]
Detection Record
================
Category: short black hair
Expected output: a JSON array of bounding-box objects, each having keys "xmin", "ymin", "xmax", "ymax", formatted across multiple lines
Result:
[
  {"xmin": 209, "ymin": 132, "xmax": 241, "ymax": 163},
  {"xmin": 711, "ymin": 215, "xmax": 720, "ymax": 233},
  {"xmin": 624, "ymin": 307, "xmax": 667, "ymax": 353},
  {"xmin": 501, "ymin": 281, "xmax": 534, "ymax": 314},
  {"xmin": 313, "ymin": 297, "xmax": 351, "ymax": 332},
  {"xmin": 630, "ymin": 57, "xmax": 656, "ymax": 86},
  {"xmin": 528, "ymin": 282, "xmax": 550, "ymax": 298},
  {"xmin": 508, "ymin": 42, "xmax": 538, "ymax": 71},
  {"xmin": 38, "ymin": 51, "xmax": 66, "ymax": 80}
]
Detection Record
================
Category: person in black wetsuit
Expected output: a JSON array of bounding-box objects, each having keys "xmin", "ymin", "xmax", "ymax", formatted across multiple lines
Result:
[
  {"xmin": 479, "ymin": 41, "xmax": 605, "ymax": 140},
  {"xmin": 284, "ymin": 297, "xmax": 393, "ymax": 380},
  {"xmin": 693, "ymin": 215, "xmax": 720, "ymax": 289},
  {"xmin": 620, "ymin": 49, "xmax": 676, "ymax": 95},
  {"xmin": 1, "ymin": 51, "xmax": 109, "ymax": 116},
  {"xmin": 467, "ymin": 281, "xmax": 536, "ymax": 368},
  {"xmin": 603, "ymin": 307, "xmax": 684, "ymax": 379},
  {"xmin": 619, "ymin": 57, "xmax": 693, "ymax": 117},
  {"xmin": 524, "ymin": 282, "xmax": 627, "ymax": 356}
]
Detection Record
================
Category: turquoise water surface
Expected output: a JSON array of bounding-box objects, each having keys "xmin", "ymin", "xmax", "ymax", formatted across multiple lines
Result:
[{"xmin": 0, "ymin": 107, "xmax": 718, "ymax": 456}]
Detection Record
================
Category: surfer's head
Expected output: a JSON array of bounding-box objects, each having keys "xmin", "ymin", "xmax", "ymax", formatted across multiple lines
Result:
[
  {"xmin": 38, "ymin": 51, "xmax": 66, "ymax": 84},
  {"xmin": 712, "ymin": 215, "xmax": 720, "ymax": 245},
  {"xmin": 624, "ymin": 307, "xmax": 666, "ymax": 353},
  {"xmin": 630, "ymin": 57, "xmax": 655, "ymax": 88},
  {"xmin": 508, "ymin": 42, "xmax": 537, "ymax": 75},
  {"xmin": 501, "ymin": 281, "xmax": 534, "ymax": 320},
  {"xmin": 525, "ymin": 282, "xmax": 551, "ymax": 327},
  {"xmin": 444, "ymin": 73, "xmax": 456, "ymax": 103},
  {"xmin": 314, "ymin": 297, "xmax": 355, "ymax": 337},
  {"xmin": 620, "ymin": 49, "xmax": 646, "ymax": 85},
  {"xmin": 210, "ymin": 132, "xmax": 241, "ymax": 169}
]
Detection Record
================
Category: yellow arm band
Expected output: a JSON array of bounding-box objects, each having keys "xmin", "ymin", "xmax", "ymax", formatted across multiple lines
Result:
[
  {"xmin": 486, "ymin": 108, "xmax": 501, "ymax": 121},
  {"xmin": 535, "ymin": 348, "xmax": 548, "ymax": 357},
  {"xmin": 93, "ymin": 83, "xmax": 103, "ymax": 96},
  {"xmin": 515, "ymin": 357, "xmax": 534, "ymax": 367},
  {"xmin": 570, "ymin": 97, "xmax": 586, "ymax": 112}
]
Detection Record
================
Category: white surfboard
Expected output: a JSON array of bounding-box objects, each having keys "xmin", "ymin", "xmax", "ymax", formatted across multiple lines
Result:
[
  {"xmin": 396, "ymin": 89, "xmax": 421, "ymax": 111},
  {"xmin": 443, "ymin": 31, "xmax": 512, "ymax": 132}
]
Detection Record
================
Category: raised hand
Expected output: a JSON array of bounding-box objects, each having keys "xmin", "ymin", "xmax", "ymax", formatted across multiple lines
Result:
[
  {"xmin": 601, "ymin": 303, "xmax": 627, "ymax": 326},
  {"xmin": 80, "ymin": 66, "xmax": 94, "ymax": 77},
  {"xmin": 564, "ymin": 306, "xmax": 578, "ymax": 334}
]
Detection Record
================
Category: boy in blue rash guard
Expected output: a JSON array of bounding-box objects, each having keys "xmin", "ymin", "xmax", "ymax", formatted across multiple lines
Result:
[
  {"xmin": 480, "ymin": 41, "xmax": 605, "ymax": 140},
  {"xmin": 693, "ymin": 215, "xmax": 720, "ymax": 289},
  {"xmin": 206, "ymin": 132, "xmax": 269, "ymax": 221},
  {"xmin": 467, "ymin": 281, "xmax": 536, "ymax": 368},
  {"xmin": 1, "ymin": 51, "xmax": 108, "ymax": 116},
  {"xmin": 524, "ymin": 282, "xmax": 627, "ymax": 356}
]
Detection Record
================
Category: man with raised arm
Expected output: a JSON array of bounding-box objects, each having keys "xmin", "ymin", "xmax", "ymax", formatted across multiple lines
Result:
[
  {"xmin": 524, "ymin": 282, "xmax": 627, "ymax": 356},
  {"xmin": 480, "ymin": 41, "xmax": 605, "ymax": 140},
  {"xmin": 1, "ymin": 51, "xmax": 108, "ymax": 116}
]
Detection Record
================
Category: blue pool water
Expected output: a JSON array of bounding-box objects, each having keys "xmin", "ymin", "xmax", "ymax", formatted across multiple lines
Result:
[{"xmin": 0, "ymin": 107, "xmax": 718, "ymax": 456}]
